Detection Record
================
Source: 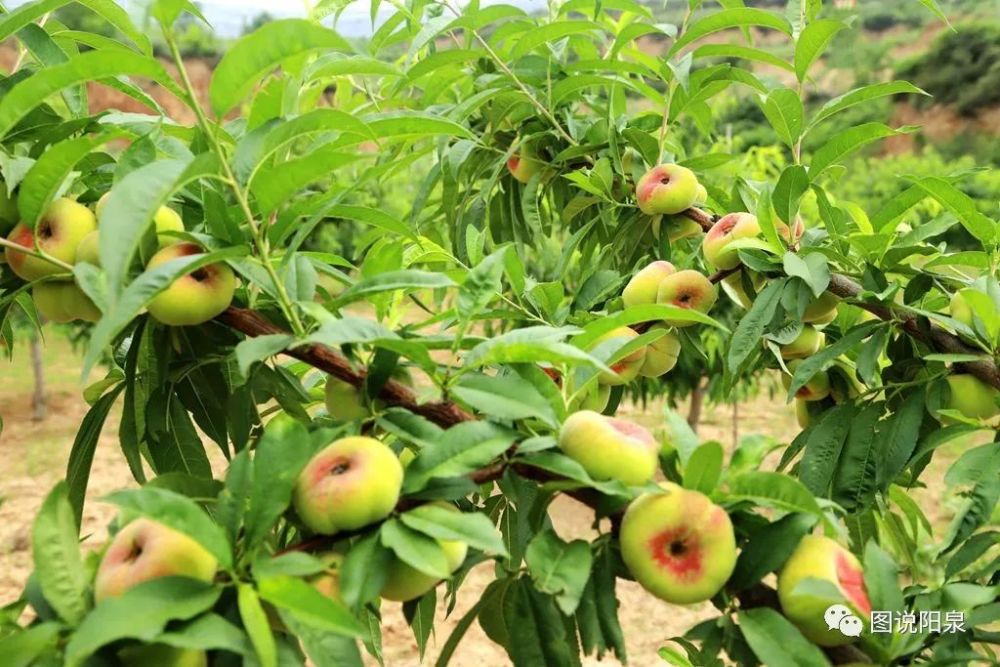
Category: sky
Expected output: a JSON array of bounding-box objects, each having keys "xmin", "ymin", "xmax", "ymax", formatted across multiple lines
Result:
[{"xmin": 7, "ymin": 0, "xmax": 544, "ymax": 38}]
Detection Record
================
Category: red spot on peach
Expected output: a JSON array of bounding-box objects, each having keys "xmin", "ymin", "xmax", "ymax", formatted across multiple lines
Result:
[
  {"xmin": 648, "ymin": 528, "xmax": 703, "ymax": 582},
  {"xmin": 11, "ymin": 225, "xmax": 32, "ymax": 248},
  {"xmin": 608, "ymin": 418, "xmax": 655, "ymax": 446},
  {"xmin": 312, "ymin": 455, "xmax": 352, "ymax": 484},
  {"xmin": 836, "ymin": 551, "xmax": 871, "ymax": 616},
  {"xmin": 507, "ymin": 156, "xmax": 520, "ymax": 172}
]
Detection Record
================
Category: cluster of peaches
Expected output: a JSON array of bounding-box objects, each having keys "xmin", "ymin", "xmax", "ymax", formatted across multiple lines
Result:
[{"xmin": 2, "ymin": 193, "xmax": 235, "ymax": 327}]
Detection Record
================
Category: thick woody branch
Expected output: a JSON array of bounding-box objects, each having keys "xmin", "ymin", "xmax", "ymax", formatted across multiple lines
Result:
[
  {"xmin": 217, "ymin": 307, "xmax": 474, "ymax": 426},
  {"xmin": 827, "ymin": 273, "xmax": 1000, "ymax": 390}
]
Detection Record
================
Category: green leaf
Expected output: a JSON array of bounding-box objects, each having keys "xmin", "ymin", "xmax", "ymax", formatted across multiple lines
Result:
[
  {"xmin": 257, "ymin": 576, "xmax": 363, "ymax": 636},
  {"xmin": 104, "ymin": 487, "xmax": 233, "ymax": 569},
  {"xmin": 913, "ymin": 0, "xmax": 952, "ymax": 28},
  {"xmin": 333, "ymin": 270, "xmax": 456, "ymax": 307},
  {"xmin": 245, "ymin": 417, "xmax": 313, "ymax": 550},
  {"xmin": 99, "ymin": 153, "xmax": 220, "ymax": 292},
  {"xmin": 772, "ymin": 165, "xmax": 809, "ymax": 225},
  {"xmin": 863, "ymin": 542, "xmax": 903, "ymax": 613},
  {"xmin": 65, "ymin": 384, "xmax": 123, "ymax": 527},
  {"xmin": 728, "ymin": 471, "xmax": 823, "ymax": 516},
  {"xmin": 235, "ymin": 334, "xmax": 294, "ymax": 377},
  {"xmin": 320, "ymin": 204, "xmax": 417, "ymax": 242},
  {"xmin": 783, "ymin": 253, "xmax": 830, "ymax": 298},
  {"xmin": 0, "ymin": 622, "xmax": 61, "ymax": 667},
  {"xmin": 503, "ymin": 578, "xmax": 581, "ymax": 666},
  {"xmin": 794, "ymin": 19, "xmax": 844, "ymax": 82},
  {"xmin": 82, "ymin": 246, "xmax": 247, "ymax": 376},
  {"xmin": 238, "ymin": 584, "xmax": 277, "ymax": 667},
  {"xmin": 669, "ymin": 8, "xmax": 792, "ymax": 55},
  {"xmin": 683, "ymin": 441, "xmax": 724, "ymax": 494},
  {"xmin": 452, "ymin": 372, "xmax": 557, "ymax": 427},
  {"xmin": 0, "ymin": 49, "xmax": 177, "ymax": 139},
  {"xmin": 571, "ymin": 304, "xmax": 727, "ymax": 350},
  {"xmin": 692, "ymin": 43, "xmax": 793, "ymax": 72},
  {"xmin": 339, "ymin": 533, "xmax": 392, "ymax": 609},
  {"xmin": 251, "ymin": 147, "xmax": 360, "ymax": 214},
  {"xmin": 831, "ymin": 403, "xmax": 882, "ymax": 511},
  {"xmin": 457, "ymin": 249, "xmax": 506, "ymax": 320},
  {"xmin": 17, "ymin": 133, "xmax": 118, "ymax": 228},
  {"xmin": 400, "ymin": 504, "xmax": 507, "ymax": 556},
  {"xmin": 32, "ymin": 483, "xmax": 88, "ymax": 625},
  {"xmin": 403, "ymin": 422, "xmax": 515, "ymax": 493},
  {"xmin": 876, "ymin": 392, "xmax": 925, "ymax": 489},
  {"xmin": 798, "ymin": 402, "xmax": 855, "ymax": 496},
  {"xmin": 912, "ymin": 177, "xmax": 997, "ymax": 244},
  {"xmin": 728, "ymin": 280, "xmax": 785, "ymax": 372},
  {"xmin": 759, "ymin": 88, "xmax": 804, "ymax": 149},
  {"xmin": 510, "ymin": 20, "xmax": 604, "ymax": 59},
  {"xmin": 65, "ymin": 579, "xmax": 220, "ymax": 667},
  {"xmin": 525, "ymin": 529, "xmax": 592, "ymax": 615},
  {"xmin": 380, "ymin": 519, "xmax": 450, "ymax": 578},
  {"xmin": 730, "ymin": 513, "xmax": 817, "ymax": 591},
  {"xmin": 787, "ymin": 322, "xmax": 880, "ymax": 399},
  {"xmin": 738, "ymin": 608, "xmax": 830, "ymax": 667},
  {"xmin": 364, "ymin": 112, "xmax": 474, "ymax": 139},
  {"xmin": 209, "ymin": 19, "xmax": 350, "ymax": 116},
  {"xmin": 811, "ymin": 81, "xmax": 928, "ymax": 128},
  {"xmin": 809, "ymin": 123, "xmax": 903, "ymax": 180}
]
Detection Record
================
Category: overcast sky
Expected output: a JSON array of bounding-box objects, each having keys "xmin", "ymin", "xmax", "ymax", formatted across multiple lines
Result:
[{"xmin": 7, "ymin": 0, "xmax": 543, "ymax": 38}]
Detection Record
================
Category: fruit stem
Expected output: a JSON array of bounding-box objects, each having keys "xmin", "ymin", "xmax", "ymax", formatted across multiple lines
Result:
[
  {"xmin": 0, "ymin": 236, "xmax": 74, "ymax": 273},
  {"xmin": 161, "ymin": 27, "xmax": 306, "ymax": 337}
]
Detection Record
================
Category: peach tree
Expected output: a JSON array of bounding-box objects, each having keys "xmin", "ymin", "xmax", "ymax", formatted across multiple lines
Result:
[{"xmin": 1, "ymin": 0, "xmax": 998, "ymax": 665}]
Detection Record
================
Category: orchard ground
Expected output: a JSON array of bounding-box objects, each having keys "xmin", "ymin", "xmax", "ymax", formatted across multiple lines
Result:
[{"xmin": 0, "ymin": 332, "xmax": 989, "ymax": 665}]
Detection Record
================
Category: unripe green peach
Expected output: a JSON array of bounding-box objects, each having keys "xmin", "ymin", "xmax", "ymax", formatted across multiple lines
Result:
[
  {"xmin": 782, "ymin": 361, "xmax": 831, "ymax": 402},
  {"xmin": 656, "ymin": 270, "xmax": 718, "ymax": 328},
  {"xmin": 153, "ymin": 206, "xmax": 185, "ymax": 247},
  {"xmin": 5, "ymin": 198, "xmax": 96, "ymax": 281},
  {"xmin": 293, "ymin": 436, "xmax": 403, "ymax": 535},
  {"xmin": 146, "ymin": 243, "xmax": 236, "ymax": 326},
  {"xmin": 620, "ymin": 483, "xmax": 737, "ymax": 604},
  {"xmin": 778, "ymin": 535, "xmax": 872, "ymax": 646},
  {"xmin": 795, "ymin": 398, "xmax": 812, "ymax": 429},
  {"xmin": 94, "ymin": 518, "xmax": 217, "ymax": 603},
  {"xmin": 701, "ymin": 212, "xmax": 760, "ymax": 270},
  {"xmin": 721, "ymin": 271, "xmax": 765, "ymax": 309},
  {"xmin": 558, "ymin": 410, "xmax": 658, "ymax": 485},
  {"xmin": 940, "ymin": 374, "xmax": 1000, "ymax": 425},
  {"xmin": 693, "ymin": 183, "xmax": 708, "ymax": 205},
  {"xmin": 310, "ymin": 553, "xmax": 344, "ymax": 602},
  {"xmin": 780, "ymin": 326, "xmax": 825, "ymax": 360},
  {"xmin": 651, "ymin": 215, "xmax": 703, "ymax": 243},
  {"xmin": 571, "ymin": 383, "xmax": 611, "ymax": 413},
  {"xmin": 636, "ymin": 164, "xmax": 699, "ymax": 216},
  {"xmin": 76, "ymin": 230, "xmax": 100, "ymax": 266},
  {"xmin": 803, "ymin": 292, "xmax": 839, "ymax": 324},
  {"xmin": 33, "ymin": 282, "xmax": 100, "ymax": 323},
  {"xmin": 324, "ymin": 376, "xmax": 369, "ymax": 422},
  {"xmin": 381, "ymin": 504, "xmax": 467, "ymax": 602},
  {"xmin": 507, "ymin": 146, "xmax": 543, "ymax": 184},
  {"xmin": 381, "ymin": 536, "xmax": 467, "ymax": 602},
  {"xmin": 639, "ymin": 324, "xmax": 681, "ymax": 378},
  {"xmin": 591, "ymin": 326, "xmax": 645, "ymax": 386},
  {"xmin": 119, "ymin": 644, "xmax": 207, "ymax": 667},
  {"xmin": 622, "ymin": 261, "xmax": 676, "ymax": 308}
]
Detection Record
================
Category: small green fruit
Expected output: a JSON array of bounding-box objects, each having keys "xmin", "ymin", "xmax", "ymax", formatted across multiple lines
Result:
[
  {"xmin": 622, "ymin": 261, "xmax": 676, "ymax": 308},
  {"xmin": 639, "ymin": 324, "xmax": 681, "ymax": 378},
  {"xmin": 780, "ymin": 326, "xmax": 825, "ymax": 360},
  {"xmin": 5, "ymin": 198, "xmax": 96, "ymax": 280},
  {"xmin": 33, "ymin": 282, "xmax": 100, "ymax": 323}
]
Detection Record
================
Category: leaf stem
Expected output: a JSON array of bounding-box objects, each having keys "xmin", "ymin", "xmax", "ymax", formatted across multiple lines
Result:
[
  {"xmin": 0, "ymin": 236, "xmax": 74, "ymax": 273},
  {"xmin": 162, "ymin": 27, "xmax": 306, "ymax": 337}
]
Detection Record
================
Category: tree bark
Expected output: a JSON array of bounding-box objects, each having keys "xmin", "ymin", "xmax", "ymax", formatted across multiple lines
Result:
[
  {"xmin": 687, "ymin": 377, "xmax": 705, "ymax": 431},
  {"xmin": 30, "ymin": 336, "xmax": 46, "ymax": 422}
]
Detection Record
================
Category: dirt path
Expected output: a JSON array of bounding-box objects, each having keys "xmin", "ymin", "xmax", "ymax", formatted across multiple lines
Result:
[{"xmin": 0, "ymin": 333, "xmax": 963, "ymax": 665}]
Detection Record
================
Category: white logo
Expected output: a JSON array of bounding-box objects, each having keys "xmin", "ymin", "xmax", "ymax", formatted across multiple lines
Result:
[{"xmin": 825, "ymin": 604, "xmax": 863, "ymax": 637}]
